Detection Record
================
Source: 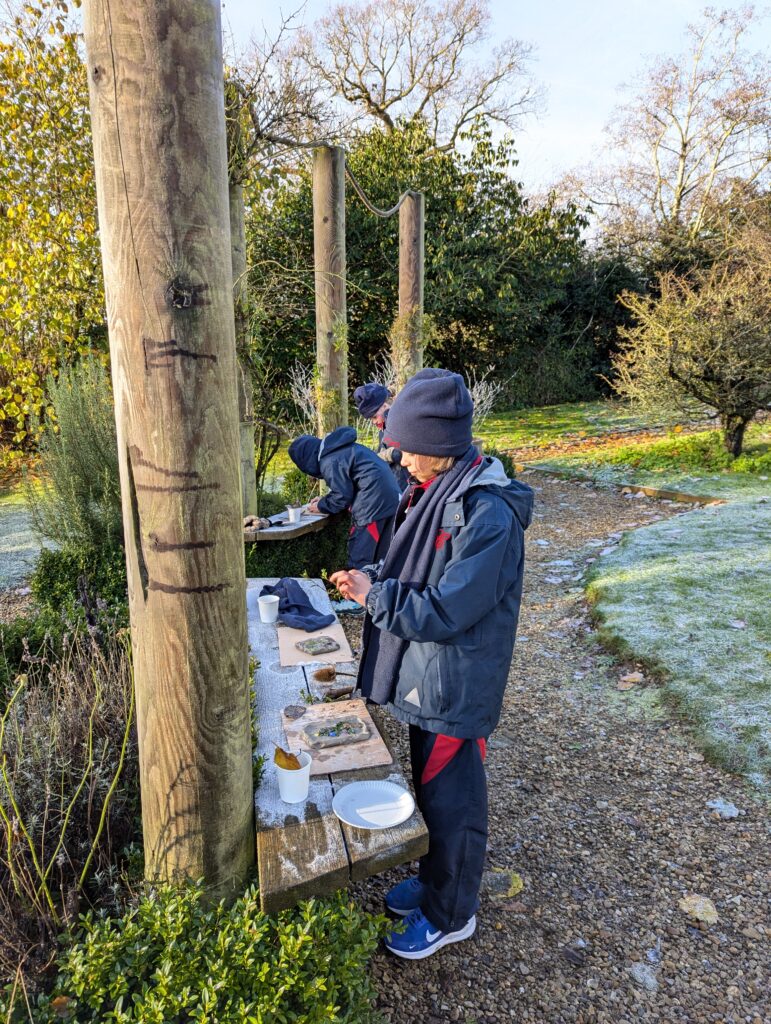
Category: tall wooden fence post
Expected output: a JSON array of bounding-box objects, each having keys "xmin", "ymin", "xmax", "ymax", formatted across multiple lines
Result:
[
  {"xmin": 396, "ymin": 190, "xmax": 425, "ymax": 388},
  {"xmin": 229, "ymin": 182, "xmax": 259, "ymax": 516},
  {"xmin": 313, "ymin": 145, "xmax": 347, "ymax": 434},
  {"xmin": 84, "ymin": 0, "xmax": 254, "ymax": 896}
]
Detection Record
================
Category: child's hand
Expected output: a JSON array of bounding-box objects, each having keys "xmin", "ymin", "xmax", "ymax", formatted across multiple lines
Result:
[
  {"xmin": 330, "ymin": 569, "xmax": 372, "ymax": 607},
  {"xmin": 307, "ymin": 497, "xmax": 321, "ymax": 514}
]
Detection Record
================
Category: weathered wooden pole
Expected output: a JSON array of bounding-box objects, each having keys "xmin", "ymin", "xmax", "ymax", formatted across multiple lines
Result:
[
  {"xmin": 229, "ymin": 182, "xmax": 259, "ymax": 516},
  {"xmin": 84, "ymin": 0, "xmax": 254, "ymax": 896},
  {"xmin": 396, "ymin": 190, "xmax": 425, "ymax": 388},
  {"xmin": 312, "ymin": 145, "xmax": 347, "ymax": 433}
]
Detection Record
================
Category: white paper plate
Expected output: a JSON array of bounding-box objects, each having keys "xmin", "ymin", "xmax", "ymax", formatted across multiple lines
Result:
[{"xmin": 332, "ymin": 780, "xmax": 415, "ymax": 830}]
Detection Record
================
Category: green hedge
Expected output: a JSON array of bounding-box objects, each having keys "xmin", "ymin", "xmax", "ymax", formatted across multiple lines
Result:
[
  {"xmin": 16, "ymin": 884, "xmax": 390, "ymax": 1024},
  {"xmin": 245, "ymin": 514, "xmax": 350, "ymax": 579},
  {"xmin": 31, "ymin": 544, "xmax": 128, "ymax": 611}
]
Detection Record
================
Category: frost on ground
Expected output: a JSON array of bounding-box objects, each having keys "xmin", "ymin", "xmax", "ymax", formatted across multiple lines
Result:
[
  {"xmin": 0, "ymin": 489, "xmax": 39, "ymax": 589},
  {"xmin": 587, "ymin": 497, "xmax": 771, "ymax": 786}
]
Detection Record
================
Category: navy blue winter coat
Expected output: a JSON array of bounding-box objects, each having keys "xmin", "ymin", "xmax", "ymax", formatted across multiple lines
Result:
[
  {"xmin": 365, "ymin": 458, "xmax": 533, "ymax": 738},
  {"xmin": 290, "ymin": 426, "xmax": 400, "ymax": 526}
]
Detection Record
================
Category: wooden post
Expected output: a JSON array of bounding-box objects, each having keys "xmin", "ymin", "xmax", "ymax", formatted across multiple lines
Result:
[
  {"xmin": 396, "ymin": 190, "xmax": 425, "ymax": 388},
  {"xmin": 312, "ymin": 145, "xmax": 347, "ymax": 433},
  {"xmin": 229, "ymin": 183, "xmax": 258, "ymax": 516},
  {"xmin": 84, "ymin": 0, "xmax": 254, "ymax": 896}
]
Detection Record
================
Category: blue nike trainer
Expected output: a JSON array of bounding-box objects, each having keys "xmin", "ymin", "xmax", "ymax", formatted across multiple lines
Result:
[{"xmin": 384, "ymin": 908, "xmax": 476, "ymax": 959}]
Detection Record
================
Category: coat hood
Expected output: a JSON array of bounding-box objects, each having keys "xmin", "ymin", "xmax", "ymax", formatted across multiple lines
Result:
[
  {"xmin": 466, "ymin": 456, "xmax": 534, "ymax": 530},
  {"xmin": 288, "ymin": 435, "xmax": 322, "ymax": 477},
  {"xmin": 320, "ymin": 426, "xmax": 357, "ymax": 458}
]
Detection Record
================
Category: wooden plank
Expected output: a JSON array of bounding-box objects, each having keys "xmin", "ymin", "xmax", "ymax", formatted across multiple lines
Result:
[
  {"xmin": 257, "ymin": 816, "xmax": 349, "ymax": 912},
  {"xmin": 245, "ymin": 513, "xmax": 330, "ymax": 543},
  {"xmin": 281, "ymin": 698, "xmax": 393, "ymax": 776},
  {"xmin": 329, "ymin": 708, "xmax": 428, "ymax": 882},
  {"xmin": 249, "ymin": 578, "xmax": 348, "ymax": 910}
]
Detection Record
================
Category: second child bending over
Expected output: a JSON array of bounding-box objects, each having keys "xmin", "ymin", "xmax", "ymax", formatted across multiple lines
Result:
[{"xmin": 288, "ymin": 426, "xmax": 400, "ymax": 569}]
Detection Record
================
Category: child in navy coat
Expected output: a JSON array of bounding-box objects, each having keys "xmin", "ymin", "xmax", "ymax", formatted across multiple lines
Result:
[
  {"xmin": 332, "ymin": 370, "xmax": 532, "ymax": 960},
  {"xmin": 288, "ymin": 426, "xmax": 400, "ymax": 569},
  {"xmin": 353, "ymin": 382, "xmax": 410, "ymax": 491}
]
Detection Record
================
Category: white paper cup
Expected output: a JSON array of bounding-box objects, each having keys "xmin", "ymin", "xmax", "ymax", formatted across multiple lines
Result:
[
  {"xmin": 287, "ymin": 505, "xmax": 302, "ymax": 524},
  {"xmin": 276, "ymin": 750, "xmax": 312, "ymax": 803},
  {"xmin": 258, "ymin": 594, "xmax": 279, "ymax": 623}
]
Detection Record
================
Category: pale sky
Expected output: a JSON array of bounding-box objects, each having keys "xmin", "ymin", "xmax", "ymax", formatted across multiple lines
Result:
[{"xmin": 219, "ymin": 0, "xmax": 770, "ymax": 192}]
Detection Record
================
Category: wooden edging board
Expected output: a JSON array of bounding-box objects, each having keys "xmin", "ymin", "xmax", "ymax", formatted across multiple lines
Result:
[{"xmin": 249, "ymin": 577, "xmax": 427, "ymax": 912}]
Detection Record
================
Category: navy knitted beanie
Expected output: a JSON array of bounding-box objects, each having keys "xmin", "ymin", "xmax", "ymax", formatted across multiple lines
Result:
[
  {"xmin": 288, "ymin": 435, "xmax": 322, "ymax": 478},
  {"xmin": 353, "ymin": 382, "xmax": 390, "ymax": 418},
  {"xmin": 383, "ymin": 368, "xmax": 473, "ymax": 456}
]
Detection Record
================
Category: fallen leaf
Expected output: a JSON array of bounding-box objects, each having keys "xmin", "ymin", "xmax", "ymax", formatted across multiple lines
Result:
[
  {"xmin": 51, "ymin": 997, "xmax": 74, "ymax": 1018},
  {"xmin": 729, "ymin": 619, "xmax": 747, "ymax": 629},
  {"xmin": 679, "ymin": 894, "xmax": 719, "ymax": 924},
  {"xmin": 617, "ymin": 680, "xmax": 636, "ymax": 691},
  {"xmin": 620, "ymin": 671, "xmax": 645, "ymax": 684}
]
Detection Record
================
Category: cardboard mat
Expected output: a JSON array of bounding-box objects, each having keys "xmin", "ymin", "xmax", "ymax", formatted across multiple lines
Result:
[
  {"xmin": 281, "ymin": 698, "xmax": 392, "ymax": 776},
  {"xmin": 277, "ymin": 620, "xmax": 353, "ymax": 666}
]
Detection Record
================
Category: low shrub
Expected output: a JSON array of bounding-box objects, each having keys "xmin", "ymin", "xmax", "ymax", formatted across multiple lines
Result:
[
  {"xmin": 31, "ymin": 544, "xmax": 128, "ymax": 612},
  {"xmin": 24, "ymin": 360, "xmax": 122, "ymax": 552},
  {"xmin": 485, "ymin": 445, "xmax": 518, "ymax": 479},
  {"xmin": 0, "ymin": 627, "xmax": 138, "ymax": 992},
  {"xmin": 245, "ymin": 514, "xmax": 350, "ymax": 579},
  {"xmin": 0, "ymin": 606, "xmax": 66, "ymax": 704},
  {"xmin": 19, "ymin": 883, "xmax": 389, "ymax": 1024}
]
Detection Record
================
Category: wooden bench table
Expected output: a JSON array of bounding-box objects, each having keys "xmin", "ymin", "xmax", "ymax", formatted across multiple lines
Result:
[
  {"xmin": 244, "ymin": 511, "xmax": 331, "ymax": 543},
  {"xmin": 248, "ymin": 577, "xmax": 428, "ymax": 912}
]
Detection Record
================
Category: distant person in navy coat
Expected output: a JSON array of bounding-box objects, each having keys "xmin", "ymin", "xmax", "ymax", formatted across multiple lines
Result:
[
  {"xmin": 353, "ymin": 382, "xmax": 410, "ymax": 491},
  {"xmin": 288, "ymin": 426, "xmax": 400, "ymax": 569}
]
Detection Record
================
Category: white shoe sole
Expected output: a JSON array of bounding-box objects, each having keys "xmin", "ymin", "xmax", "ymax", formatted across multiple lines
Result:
[{"xmin": 385, "ymin": 915, "xmax": 477, "ymax": 959}]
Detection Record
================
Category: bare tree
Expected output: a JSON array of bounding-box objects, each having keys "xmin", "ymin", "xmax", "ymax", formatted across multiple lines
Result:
[
  {"xmin": 294, "ymin": 0, "xmax": 538, "ymax": 150},
  {"xmin": 567, "ymin": 6, "xmax": 771, "ymax": 257}
]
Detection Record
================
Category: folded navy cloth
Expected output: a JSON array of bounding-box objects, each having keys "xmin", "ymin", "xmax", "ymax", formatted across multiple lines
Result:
[{"xmin": 259, "ymin": 579, "xmax": 335, "ymax": 632}]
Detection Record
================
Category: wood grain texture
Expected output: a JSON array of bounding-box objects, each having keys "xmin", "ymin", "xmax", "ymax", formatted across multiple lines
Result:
[
  {"xmin": 397, "ymin": 191, "xmax": 425, "ymax": 384},
  {"xmin": 257, "ymin": 817, "xmax": 349, "ymax": 913},
  {"xmin": 83, "ymin": 0, "xmax": 253, "ymax": 896},
  {"xmin": 312, "ymin": 146, "xmax": 347, "ymax": 433}
]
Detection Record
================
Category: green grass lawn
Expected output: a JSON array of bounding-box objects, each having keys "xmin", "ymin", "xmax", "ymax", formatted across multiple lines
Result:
[
  {"xmin": 587, "ymin": 499, "xmax": 771, "ymax": 786},
  {"xmin": 477, "ymin": 399, "xmax": 705, "ymax": 454}
]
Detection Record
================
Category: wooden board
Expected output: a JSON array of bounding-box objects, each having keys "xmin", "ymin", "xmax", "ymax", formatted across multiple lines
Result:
[
  {"xmin": 244, "ymin": 512, "xmax": 330, "ymax": 543},
  {"xmin": 257, "ymin": 815, "xmax": 349, "ymax": 913},
  {"xmin": 277, "ymin": 620, "xmax": 353, "ymax": 667},
  {"xmin": 282, "ymin": 698, "xmax": 393, "ymax": 776}
]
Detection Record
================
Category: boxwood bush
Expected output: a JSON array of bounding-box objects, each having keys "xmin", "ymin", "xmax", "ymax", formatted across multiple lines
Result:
[
  {"xmin": 245, "ymin": 514, "xmax": 350, "ymax": 580},
  {"xmin": 21, "ymin": 884, "xmax": 390, "ymax": 1024}
]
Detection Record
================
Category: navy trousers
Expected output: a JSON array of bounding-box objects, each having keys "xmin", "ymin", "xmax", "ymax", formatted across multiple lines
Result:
[
  {"xmin": 347, "ymin": 516, "xmax": 393, "ymax": 569},
  {"xmin": 409, "ymin": 726, "xmax": 488, "ymax": 933}
]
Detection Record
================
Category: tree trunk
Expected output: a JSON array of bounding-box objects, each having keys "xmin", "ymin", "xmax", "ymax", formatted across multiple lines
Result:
[
  {"xmin": 84, "ymin": 0, "xmax": 254, "ymax": 897},
  {"xmin": 721, "ymin": 414, "xmax": 748, "ymax": 458},
  {"xmin": 396, "ymin": 190, "xmax": 425, "ymax": 388},
  {"xmin": 229, "ymin": 183, "xmax": 258, "ymax": 516},
  {"xmin": 312, "ymin": 146, "xmax": 347, "ymax": 434}
]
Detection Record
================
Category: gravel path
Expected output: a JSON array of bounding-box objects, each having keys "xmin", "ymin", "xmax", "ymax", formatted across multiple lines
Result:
[{"xmin": 350, "ymin": 472, "xmax": 769, "ymax": 1024}]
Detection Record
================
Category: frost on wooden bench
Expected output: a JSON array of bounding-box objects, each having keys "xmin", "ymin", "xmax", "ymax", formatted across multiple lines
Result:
[
  {"xmin": 248, "ymin": 577, "xmax": 428, "ymax": 912},
  {"xmin": 244, "ymin": 511, "xmax": 332, "ymax": 543}
]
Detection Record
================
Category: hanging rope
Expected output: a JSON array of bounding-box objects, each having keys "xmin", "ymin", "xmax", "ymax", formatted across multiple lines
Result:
[{"xmin": 344, "ymin": 161, "xmax": 416, "ymax": 218}]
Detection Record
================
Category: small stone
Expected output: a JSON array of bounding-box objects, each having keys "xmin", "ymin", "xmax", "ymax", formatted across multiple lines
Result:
[
  {"xmin": 595, "ymin": 800, "xmax": 610, "ymax": 810},
  {"xmin": 481, "ymin": 868, "xmax": 524, "ymax": 899},
  {"xmin": 741, "ymin": 926, "xmax": 762, "ymax": 940},
  {"xmin": 629, "ymin": 962, "xmax": 659, "ymax": 992},
  {"xmin": 518, "ymin": 963, "xmax": 530, "ymax": 976},
  {"xmin": 679, "ymin": 894, "xmax": 719, "ymax": 924},
  {"xmin": 706, "ymin": 798, "xmax": 741, "ymax": 819}
]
